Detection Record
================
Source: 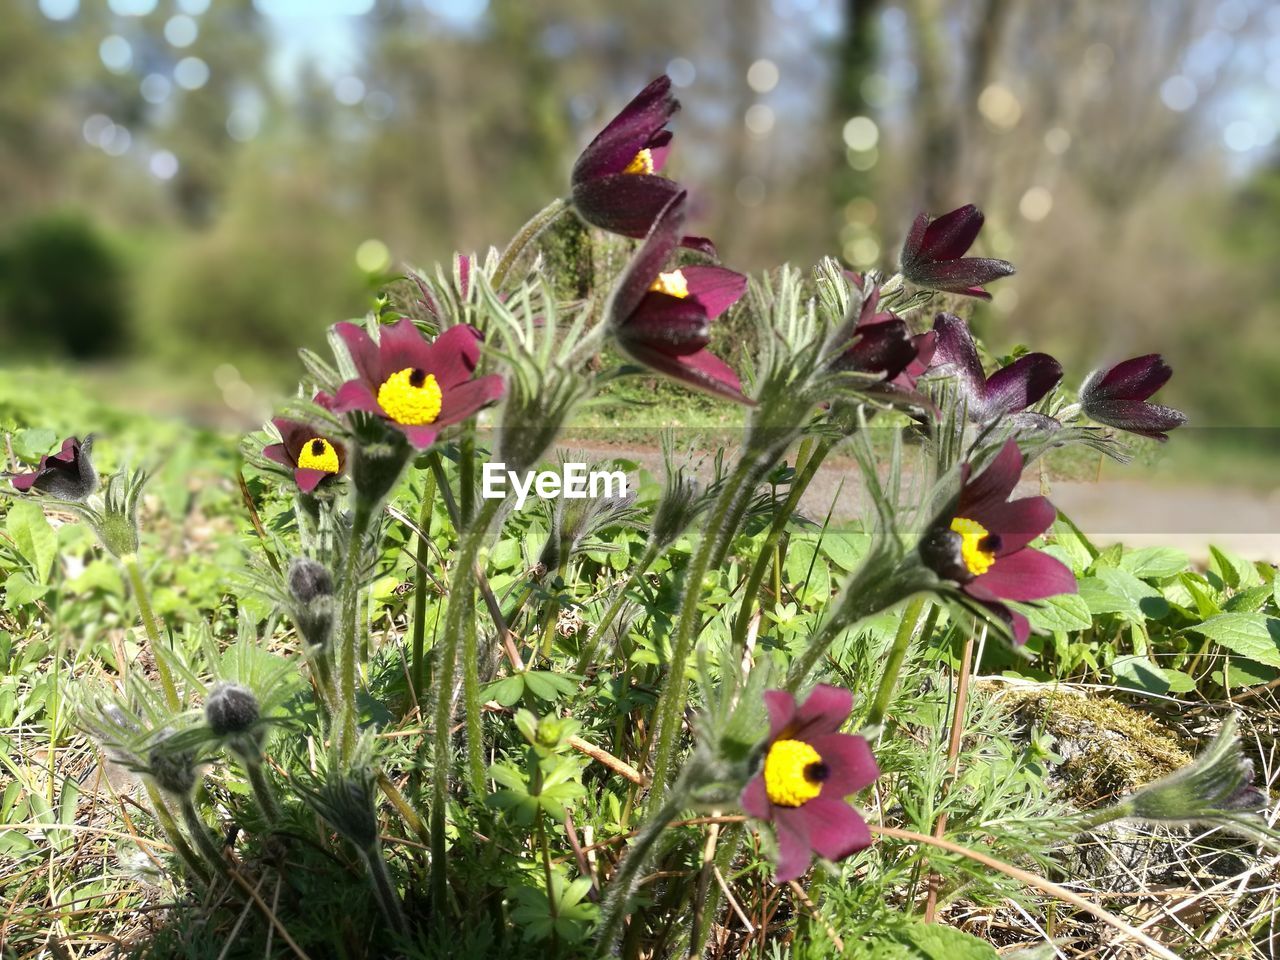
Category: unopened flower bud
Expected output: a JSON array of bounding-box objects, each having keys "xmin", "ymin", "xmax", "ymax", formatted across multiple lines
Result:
[
  {"xmin": 148, "ymin": 729, "xmax": 199, "ymax": 797},
  {"xmin": 205, "ymin": 683, "xmax": 260, "ymax": 737},
  {"xmin": 288, "ymin": 557, "xmax": 336, "ymax": 650},
  {"xmin": 288, "ymin": 557, "xmax": 334, "ymax": 604}
]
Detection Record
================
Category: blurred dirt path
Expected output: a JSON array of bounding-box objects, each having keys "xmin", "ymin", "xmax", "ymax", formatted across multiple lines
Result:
[{"xmin": 563, "ymin": 440, "xmax": 1280, "ymax": 564}]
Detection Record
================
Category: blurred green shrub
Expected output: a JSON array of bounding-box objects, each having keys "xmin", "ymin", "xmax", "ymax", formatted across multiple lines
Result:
[{"xmin": 0, "ymin": 212, "xmax": 129, "ymax": 360}]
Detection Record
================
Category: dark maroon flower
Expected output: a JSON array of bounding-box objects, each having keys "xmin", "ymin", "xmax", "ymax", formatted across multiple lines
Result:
[
  {"xmin": 831, "ymin": 275, "xmax": 917, "ymax": 381},
  {"xmin": 608, "ymin": 192, "xmax": 751, "ymax": 404},
  {"xmin": 919, "ymin": 440, "xmax": 1076, "ymax": 644},
  {"xmin": 330, "ymin": 320, "xmax": 505, "ymax": 449},
  {"xmin": 1080, "ymin": 354, "xmax": 1187, "ymax": 441},
  {"xmin": 263, "ymin": 409, "xmax": 347, "ymax": 494},
  {"xmin": 570, "ymin": 76, "xmax": 684, "ymax": 239},
  {"xmin": 929, "ymin": 314, "xmax": 1062, "ymax": 422},
  {"xmin": 740, "ymin": 684, "xmax": 879, "ymax": 882},
  {"xmin": 10, "ymin": 436, "xmax": 98, "ymax": 501},
  {"xmin": 900, "ymin": 204, "xmax": 1014, "ymax": 300}
]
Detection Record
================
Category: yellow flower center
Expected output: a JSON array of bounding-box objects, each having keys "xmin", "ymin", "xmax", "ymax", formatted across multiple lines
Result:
[
  {"xmin": 649, "ymin": 269, "xmax": 689, "ymax": 298},
  {"xmin": 296, "ymin": 437, "xmax": 340, "ymax": 474},
  {"xmin": 763, "ymin": 738, "xmax": 827, "ymax": 808},
  {"xmin": 622, "ymin": 148, "xmax": 655, "ymax": 175},
  {"xmin": 950, "ymin": 517, "xmax": 997, "ymax": 576},
  {"xmin": 377, "ymin": 368, "xmax": 443, "ymax": 426}
]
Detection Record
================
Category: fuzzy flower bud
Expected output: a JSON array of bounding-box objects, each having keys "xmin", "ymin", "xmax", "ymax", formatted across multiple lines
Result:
[
  {"xmin": 287, "ymin": 557, "xmax": 336, "ymax": 650},
  {"xmin": 148, "ymin": 729, "xmax": 199, "ymax": 798}
]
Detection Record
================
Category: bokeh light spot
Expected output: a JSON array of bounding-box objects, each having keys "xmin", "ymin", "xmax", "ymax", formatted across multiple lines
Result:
[
  {"xmin": 1044, "ymin": 127, "xmax": 1071, "ymax": 155},
  {"xmin": 165, "ymin": 15, "xmax": 199, "ymax": 48},
  {"xmin": 141, "ymin": 73, "xmax": 172, "ymax": 104},
  {"xmin": 174, "ymin": 57, "xmax": 210, "ymax": 90},
  {"xmin": 747, "ymin": 58, "xmax": 779, "ymax": 94},
  {"xmin": 842, "ymin": 115, "xmax": 878, "ymax": 151},
  {"xmin": 745, "ymin": 104, "xmax": 775, "ymax": 136},
  {"xmin": 978, "ymin": 84, "xmax": 1021, "ymax": 129},
  {"xmin": 149, "ymin": 150, "xmax": 179, "ymax": 180},
  {"xmin": 666, "ymin": 58, "xmax": 696, "ymax": 88},
  {"xmin": 1160, "ymin": 75, "xmax": 1197, "ymax": 112},
  {"xmin": 356, "ymin": 239, "xmax": 391, "ymax": 274},
  {"xmin": 1019, "ymin": 186, "xmax": 1053, "ymax": 222},
  {"xmin": 99, "ymin": 35, "xmax": 133, "ymax": 74},
  {"xmin": 39, "ymin": 0, "xmax": 79, "ymax": 21}
]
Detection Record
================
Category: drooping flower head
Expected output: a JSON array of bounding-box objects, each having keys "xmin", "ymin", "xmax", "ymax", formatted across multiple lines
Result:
[
  {"xmin": 10, "ymin": 436, "xmax": 98, "ymax": 501},
  {"xmin": 607, "ymin": 192, "xmax": 751, "ymax": 404},
  {"xmin": 331, "ymin": 320, "xmax": 505, "ymax": 449},
  {"xmin": 900, "ymin": 204, "xmax": 1014, "ymax": 300},
  {"xmin": 1080, "ymin": 354, "xmax": 1187, "ymax": 441},
  {"xmin": 740, "ymin": 684, "xmax": 879, "ymax": 882},
  {"xmin": 928, "ymin": 314, "xmax": 1062, "ymax": 423},
  {"xmin": 919, "ymin": 440, "xmax": 1076, "ymax": 643},
  {"xmin": 570, "ymin": 75, "xmax": 684, "ymax": 238},
  {"xmin": 263, "ymin": 402, "xmax": 347, "ymax": 494},
  {"xmin": 830, "ymin": 274, "xmax": 918, "ymax": 382}
]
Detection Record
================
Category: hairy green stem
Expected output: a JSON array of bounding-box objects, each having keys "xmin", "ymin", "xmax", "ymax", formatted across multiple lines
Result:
[
  {"xmin": 865, "ymin": 595, "xmax": 933, "ymax": 727},
  {"xmin": 574, "ymin": 541, "xmax": 661, "ymax": 674},
  {"xmin": 430, "ymin": 496, "xmax": 503, "ymax": 913},
  {"xmin": 245, "ymin": 759, "xmax": 282, "ymax": 823},
  {"xmin": 411, "ymin": 461, "xmax": 439, "ymax": 699},
  {"xmin": 362, "ymin": 843, "xmax": 410, "ymax": 937},
  {"xmin": 144, "ymin": 782, "xmax": 210, "ymax": 885},
  {"xmin": 179, "ymin": 796, "xmax": 228, "ymax": 879},
  {"xmin": 491, "ymin": 198, "xmax": 570, "ymax": 290},
  {"xmin": 122, "ymin": 555, "xmax": 179, "ymax": 712},
  {"xmin": 339, "ymin": 502, "xmax": 374, "ymax": 756}
]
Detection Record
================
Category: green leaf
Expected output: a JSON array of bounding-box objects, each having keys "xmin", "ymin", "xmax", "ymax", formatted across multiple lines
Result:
[
  {"xmin": 1048, "ymin": 517, "xmax": 1095, "ymax": 575},
  {"xmin": 6, "ymin": 501, "xmax": 57, "ymax": 584},
  {"xmin": 484, "ymin": 674, "xmax": 526, "ymax": 707},
  {"xmin": 1210, "ymin": 545, "xmax": 1264, "ymax": 590},
  {"xmin": 1112, "ymin": 655, "xmax": 1169, "ymax": 695},
  {"xmin": 3, "ymin": 572, "xmax": 50, "ymax": 610},
  {"xmin": 10, "ymin": 428, "xmax": 56, "ymax": 463},
  {"xmin": 1224, "ymin": 585, "xmax": 1273, "ymax": 614},
  {"xmin": 1077, "ymin": 568, "xmax": 1168, "ymax": 622},
  {"xmin": 522, "ymin": 670, "xmax": 579, "ymax": 703},
  {"xmin": 1187, "ymin": 613, "xmax": 1280, "ymax": 667},
  {"xmin": 1011, "ymin": 593, "xmax": 1092, "ymax": 633},
  {"xmin": 1117, "ymin": 546, "xmax": 1190, "ymax": 580}
]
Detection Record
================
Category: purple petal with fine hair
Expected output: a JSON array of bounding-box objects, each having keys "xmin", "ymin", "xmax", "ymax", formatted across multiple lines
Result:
[
  {"xmin": 963, "ymin": 589, "xmax": 1031, "ymax": 644},
  {"xmin": 1092, "ymin": 354, "xmax": 1171, "ymax": 401},
  {"xmin": 435, "ymin": 374, "xmax": 505, "ymax": 427},
  {"xmin": 740, "ymin": 774, "xmax": 771, "ymax": 820},
  {"xmin": 647, "ymin": 129, "xmax": 673, "ymax": 172},
  {"xmin": 335, "ymin": 322, "xmax": 381, "ymax": 388},
  {"xmin": 399, "ymin": 424, "xmax": 440, "ymax": 450},
  {"xmin": 972, "ymin": 548, "xmax": 1077, "ymax": 602},
  {"xmin": 294, "ymin": 468, "xmax": 329, "ymax": 494},
  {"xmin": 680, "ymin": 235, "xmax": 718, "ymax": 258},
  {"xmin": 272, "ymin": 418, "xmax": 315, "ymax": 463},
  {"xmin": 899, "ymin": 212, "xmax": 930, "ymax": 269},
  {"xmin": 792, "ymin": 684, "xmax": 853, "ymax": 738},
  {"xmin": 10, "ymin": 472, "xmax": 37, "ymax": 492},
  {"xmin": 609, "ymin": 191, "xmax": 686, "ymax": 324},
  {"xmin": 50, "ymin": 437, "xmax": 80, "ymax": 463},
  {"xmin": 918, "ymin": 204, "xmax": 984, "ymax": 262},
  {"xmin": 809, "ymin": 733, "xmax": 879, "ymax": 797},
  {"xmin": 262, "ymin": 443, "xmax": 291, "ymax": 467},
  {"xmin": 929, "ymin": 314, "xmax": 986, "ymax": 403},
  {"xmin": 620, "ymin": 296, "xmax": 711, "ymax": 356},
  {"xmin": 968, "ymin": 495, "xmax": 1056, "ymax": 555},
  {"xmin": 772, "ymin": 807, "xmax": 814, "ymax": 882},
  {"xmin": 907, "ymin": 258, "xmax": 1015, "ymax": 295},
  {"xmin": 572, "ymin": 173, "xmax": 685, "ymax": 239},
  {"xmin": 682, "ymin": 265, "xmax": 747, "ymax": 321},
  {"xmin": 571, "ymin": 75, "xmax": 677, "ymax": 183},
  {"xmin": 421, "ymin": 323, "xmax": 484, "ymax": 389},
  {"xmin": 838, "ymin": 319, "xmax": 916, "ymax": 379},
  {"xmin": 624, "ymin": 344, "xmax": 753, "ymax": 405},
  {"xmin": 377, "ymin": 319, "xmax": 435, "ymax": 383},
  {"xmin": 763, "ymin": 689, "xmax": 798, "ymax": 740},
  {"xmin": 798, "ymin": 796, "xmax": 872, "ymax": 864},
  {"xmin": 983, "ymin": 353, "xmax": 1062, "ymax": 418},
  {"xmin": 1084, "ymin": 399, "xmax": 1187, "ymax": 441},
  {"xmin": 332, "ymin": 379, "xmax": 383, "ymax": 415},
  {"xmin": 958, "ymin": 439, "xmax": 1024, "ymax": 518}
]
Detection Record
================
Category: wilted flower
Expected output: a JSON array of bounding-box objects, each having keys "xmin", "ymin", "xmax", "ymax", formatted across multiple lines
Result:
[
  {"xmin": 1080, "ymin": 354, "xmax": 1187, "ymax": 441},
  {"xmin": 264, "ymin": 415, "xmax": 347, "ymax": 493},
  {"xmin": 607, "ymin": 192, "xmax": 750, "ymax": 403},
  {"xmin": 919, "ymin": 439, "xmax": 1075, "ymax": 643},
  {"xmin": 10, "ymin": 436, "xmax": 98, "ymax": 501},
  {"xmin": 332, "ymin": 320, "xmax": 505, "ymax": 450},
  {"xmin": 929, "ymin": 314, "xmax": 1062, "ymax": 423},
  {"xmin": 899, "ymin": 203, "xmax": 1015, "ymax": 300},
  {"xmin": 570, "ymin": 75, "xmax": 684, "ymax": 239},
  {"xmin": 740, "ymin": 685, "xmax": 879, "ymax": 882}
]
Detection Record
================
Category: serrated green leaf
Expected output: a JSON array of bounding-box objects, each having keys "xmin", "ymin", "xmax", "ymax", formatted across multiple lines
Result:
[
  {"xmin": 1187, "ymin": 613, "xmax": 1280, "ymax": 667},
  {"xmin": 1011, "ymin": 593, "xmax": 1092, "ymax": 633},
  {"xmin": 1117, "ymin": 546, "xmax": 1190, "ymax": 580},
  {"xmin": 1210, "ymin": 545, "xmax": 1264, "ymax": 590},
  {"xmin": 7, "ymin": 501, "xmax": 57, "ymax": 584},
  {"xmin": 1077, "ymin": 568, "xmax": 1168, "ymax": 622},
  {"xmin": 1112, "ymin": 654, "xmax": 1169, "ymax": 695}
]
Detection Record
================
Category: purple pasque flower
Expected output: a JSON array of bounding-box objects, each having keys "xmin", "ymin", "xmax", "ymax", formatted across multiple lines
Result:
[
  {"xmin": 607, "ymin": 192, "xmax": 751, "ymax": 404},
  {"xmin": 331, "ymin": 320, "xmax": 505, "ymax": 449},
  {"xmin": 570, "ymin": 75, "xmax": 684, "ymax": 239},
  {"xmin": 10, "ymin": 436, "xmax": 98, "ymax": 501},
  {"xmin": 929, "ymin": 314, "xmax": 1062, "ymax": 422},
  {"xmin": 900, "ymin": 204, "xmax": 1014, "ymax": 300},
  {"xmin": 1080, "ymin": 354, "xmax": 1187, "ymax": 441},
  {"xmin": 740, "ymin": 684, "xmax": 879, "ymax": 883},
  {"xmin": 919, "ymin": 439, "xmax": 1076, "ymax": 644},
  {"xmin": 830, "ymin": 274, "xmax": 917, "ymax": 382},
  {"xmin": 263, "ymin": 405, "xmax": 347, "ymax": 494}
]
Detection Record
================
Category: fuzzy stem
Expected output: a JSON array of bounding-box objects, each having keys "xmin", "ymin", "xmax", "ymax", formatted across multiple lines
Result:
[
  {"xmin": 245, "ymin": 758, "xmax": 283, "ymax": 823},
  {"xmin": 362, "ymin": 842, "xmax": 410, "ymax": 937},
  {"xmin": 122, "ymin": 556, "xmax": 179, "ymax": 712},
  {"xmin": 864, "ymin": 596, "xmax": 933, "ymax": 727},
  {"xmin": 179, "ymin": 795, "xmax": 228, "ymax": 879},
  {"xmin": 339, "ymin": 502, "xmax": 374, "ymax": 756},
  {"xmin": 923, "ymin": 629, "xmax": 974, "ymax": 922},
  {"xmin": 596, "ymin": 775, "xmax": 691, "ymax": 951},
  {"xmin": 411, "ymin": 462, "xmax": 439, "ymax": 699},
  {"xmin": 574, "ymin": 542, "xmax": 661, "ymax": 674},
  {"xmin": 649, "ymin": 454, "xmax": 765, "ymax": 797},
  {"xmin": 430, "ymin": 496, "xmax": 503, "ymax": 913},
  {"xmin": 144, "ymin": 782, "xmax": 210, "ymax": 885},
  {"xmin": 491, "ymin": 198, "xmax": 570, "ymax": 290}
]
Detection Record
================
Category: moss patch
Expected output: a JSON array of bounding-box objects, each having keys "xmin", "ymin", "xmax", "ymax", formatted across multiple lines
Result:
[{"xmin": 1004, "ymin": 687, "xmax": 1191, "ymax": 808}]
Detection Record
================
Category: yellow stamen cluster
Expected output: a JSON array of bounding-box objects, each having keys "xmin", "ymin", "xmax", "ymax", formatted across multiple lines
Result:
[
  {"xmin": 622, "ymin": 148, "xmax": 655, "ymax": 175},
  {"xmin": 763, "ymin": 738, "xmax": 825, "ymax": 808},
  {"xmin": 377, "ymin": 368, "xmax": 443, "ymax": 426},
  {"xmin": 950, "ymin": 516, "xmax": 997, "ymax": 576},
  {"xmin": 296, "ymin": 437, "xmax": 340, "ymax": 474},
  {"xmin": 649, "ymin": 269, "xmax": 689, "ymax": 299}
]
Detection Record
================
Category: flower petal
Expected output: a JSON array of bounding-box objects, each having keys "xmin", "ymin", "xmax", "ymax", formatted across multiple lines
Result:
[
  {"xmin": 622, "ymin": 343, "xmax": 753, "ymax": 405},
  {"xmin": 619, "ymin": 295, "xmax": 711, "ymax": 356},
  {"xmin": 262, "ymin": 443, "xmax": 292, "ymax": 467},
  {"xmin": 809, "ymin": 733, "xmax": 879, "ymax": 798},
  {"xmin": 798, "ymin": 796, "xmax": 872, "ymax": 865},
  {"xmin": 919, "ymin": 204, "xmax": 984, "ymax": 261},
  {"xmin": 793, "ymin": 684, "xmax": 854, "ymax": 738},
  {"xmin": 10, "ymin": 472, "xmax": 38, "ymax": 492},
  {"xmin": 609, "ymin": 191, "xmax": 686, "ymax": 324},
  {"xmin": 957, "ymin": 439, "xmax": 1023, "ymax": 518},
  {"xmin": 983, "ymin": 352, "xmax": 1062, "ymax": 418},
  {"xmin": 967, "ymin": 495, "xmax": 1056, "ymax": 555},
  {"xmin": 929, "ymin": 314, "xmax": 987, "ymax": 407},
  {"xmin": 572, "ymin": 173, "xmax": 685, "ymax": 239},
  {"xmin": 398, "ymin": 424, "xmax": 440, "ymax": 450},
  {"xmin": 908, "ymin": 257, "xmax": 1015, "ymax": 294},
  {"xmin": 741, "ymin": 774, "xmax": 771, "ymax": 820},
  {"xmin": 682, "ymin": 265, "xmax": 747, "ymax": 321},
  {"xmin": 764, "ymin": 690, "xmax": 798, "ymax": 740},
  {"xmin": 1084, "ymin": 398, "xmax": 1187, "ymax": 441},
  {"xmin": 332, "ymin": 379, "xmax": 384, "ymax": 415},
  {"xmin": 421, "ymin": 323, "xmax": 484, "ymax": 389},
  {"xmin": 771, "ymin": 807, "xmax": 814, "ymax": 882},
  {"xmin": 294, "ymin": 467, "xmax": 329, "ymax": 494},
  {"xmin": 571, "ymin": 75, "xmax": 677, "ymax": 183},
  {"xmin": 971, "ymin": 547, "xmax": 1077, "ymax": 602},
  {"xmin": 435, "ymin": 374, "xmax": 505, "ymax": 427},
  {"xmin": 334, "ymin": 322, "xmax": 381, "ymax": 388},
  {"xmin": 1093, "ymin": 354, "xmax": 1171, "ymax": 402}
]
